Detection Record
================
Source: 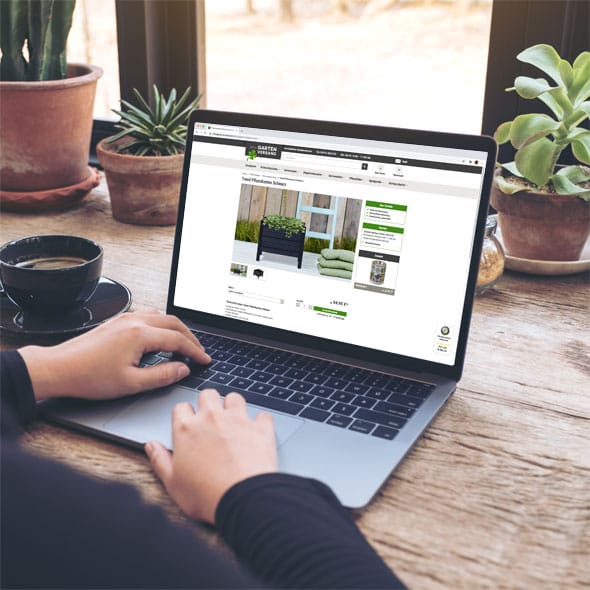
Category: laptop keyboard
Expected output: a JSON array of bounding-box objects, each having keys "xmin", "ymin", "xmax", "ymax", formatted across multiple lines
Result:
[{"xmin": 140, "ymin": 330, "xmax": 435, "ymax": 441}]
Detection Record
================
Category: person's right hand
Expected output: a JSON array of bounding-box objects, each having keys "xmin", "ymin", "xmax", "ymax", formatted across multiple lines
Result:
[{"xmin": 145, "ymin": 388, "xmax": 278, "ymax": 524}]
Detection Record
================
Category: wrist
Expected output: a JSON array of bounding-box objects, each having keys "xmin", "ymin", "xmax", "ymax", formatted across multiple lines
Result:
[{"xmin": 18, "ymin": 345, "xmax": 64, "ymax": 401}]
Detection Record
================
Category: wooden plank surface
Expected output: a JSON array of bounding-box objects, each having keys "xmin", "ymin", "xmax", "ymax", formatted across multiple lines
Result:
[{"xmin": 1, "ymin": 183, "xmax": 588, "ymax": 589}]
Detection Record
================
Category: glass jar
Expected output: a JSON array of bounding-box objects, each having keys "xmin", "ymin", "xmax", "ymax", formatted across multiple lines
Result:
[{"xmin": 476, "ymin": 215, "xmax": 505, "ymax": 294}]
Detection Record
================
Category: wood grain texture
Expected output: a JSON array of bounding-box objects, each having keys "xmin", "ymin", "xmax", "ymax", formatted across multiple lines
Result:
[{"xmin": 1, "ymin": 181, "xmax": 589, "ymax": 589}]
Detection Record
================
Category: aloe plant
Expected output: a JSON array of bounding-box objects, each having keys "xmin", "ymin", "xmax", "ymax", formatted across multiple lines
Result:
[
  {"xmin": 494, "ymin": 44, "xmax": 590, "ymax": 202},
  {"xmin": 107, "ymin": 85, "xmax": 200, "ymax": 157},
  {"xmin": 0, "ymin": 0, "xmax": 75, "ymax": 81}
]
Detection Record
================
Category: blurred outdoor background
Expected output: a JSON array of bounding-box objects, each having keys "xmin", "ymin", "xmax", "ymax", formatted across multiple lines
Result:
[{"xmin": 68, "ymin": 0, "xmax": 493, "ymax": 134}]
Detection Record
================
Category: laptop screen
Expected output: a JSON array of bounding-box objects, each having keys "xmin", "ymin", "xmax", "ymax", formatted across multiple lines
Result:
[{"xmin": 171, "ymin": 111, "xmax": 494, "ymax": 373}]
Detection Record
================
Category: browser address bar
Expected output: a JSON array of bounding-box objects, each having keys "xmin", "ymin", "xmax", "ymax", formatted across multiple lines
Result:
[{"xmin": 283, "ymin": 152, "xmax": 362, "ymax": 170}]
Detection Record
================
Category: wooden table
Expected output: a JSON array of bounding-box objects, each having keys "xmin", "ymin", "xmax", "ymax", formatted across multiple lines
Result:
[{"xmin": 2, "ymin": 183, "xmax": 589, "ymax": 589}]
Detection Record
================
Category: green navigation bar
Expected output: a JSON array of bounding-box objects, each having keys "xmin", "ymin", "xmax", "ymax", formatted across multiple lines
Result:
[
  {"xmin": 366, "ymin": 201, "xmax": 407, "ymax": 212},
  {"xmin": 362, "ymin": 223, "xmax": 404, "ymax": 234},
  {"xmin": 313, "ymin": 306, "xmax": 347, "ymax": 317}
]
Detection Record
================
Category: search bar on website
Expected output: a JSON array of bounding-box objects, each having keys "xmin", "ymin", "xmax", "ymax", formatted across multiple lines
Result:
[{"xmin": 282, "ymin": 152, "xmax": 362, "ymax": 170}]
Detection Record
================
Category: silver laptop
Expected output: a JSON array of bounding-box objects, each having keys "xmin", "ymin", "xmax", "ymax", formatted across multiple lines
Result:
[{"xmin": 42, "ymin": 110, "xmax": 496, "ymax": 508}]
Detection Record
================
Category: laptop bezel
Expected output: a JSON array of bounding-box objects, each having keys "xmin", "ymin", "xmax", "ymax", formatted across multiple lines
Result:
[{"xmin": 166, "ymin": 110, "xmax": 496, "ymax": 382}]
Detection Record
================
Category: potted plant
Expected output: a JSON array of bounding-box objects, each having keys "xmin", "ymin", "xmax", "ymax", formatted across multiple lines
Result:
[
  {"xmin": 256, "ymin": 215, "xmax": 307, "ymax": 268},
  {"xmin": 96, "ymin": 85, "xmax": 199, "ymax": 225},
  {"xmin": 0, "ymin": 0, "xmax": 102, "ymax": 211},
  {"xmin": 491, "ymin": 44, "xmax": 590, "ymax": 261}
]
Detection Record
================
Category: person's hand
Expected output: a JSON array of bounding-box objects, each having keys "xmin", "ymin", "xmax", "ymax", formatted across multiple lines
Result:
[
  {"xmin": 145, "ymin": 388, "xmax": 278, "ymax": 524},
  {"xmin": 19, "ymin": 311, "xmax": 211, "ymax": 402}
]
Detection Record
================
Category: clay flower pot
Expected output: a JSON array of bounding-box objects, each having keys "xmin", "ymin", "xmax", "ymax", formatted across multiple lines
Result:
[
  {"xmin": 490, "ymin": 170, "xmax": 590, "ymax": 261},
  {"xmin": 97, "ymin": 139, "xmax": 183, "ymax": 226},
  {"xmin": 0, "ymin": 64, "xmax": 102, "ymax": 211}
]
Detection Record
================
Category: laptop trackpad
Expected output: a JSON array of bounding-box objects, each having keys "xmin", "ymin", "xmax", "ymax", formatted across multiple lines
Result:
[{"xmin": 103, "ymin": 386, "xmax": 304, "ymax": 449}]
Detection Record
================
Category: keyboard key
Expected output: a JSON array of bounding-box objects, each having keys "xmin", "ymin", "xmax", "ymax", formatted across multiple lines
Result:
[
  {"xmin": 310, "ymin": 398, "xmax": 335, "ymax": 411},
  {"xmin": 269, "ymin": 387, "xmax": 292, "ymax": 399},
  {"xmin": 289, "ymin": 356, "xmax": 310, "ymax": 369},
  {"xmin": 229, "ymin": 354, "xmax": 250, "ymax": 366},
  {"xmin": 347, "ymin": 369, "xmax": 370, "ymax": 383},
  {"xmin": 366, "ymin": 388, "xmax": 391, "ymax": 401},
  {"xmin": 211, "ymin": 350, "xmax": 232, "ymax": 362},
  {"xmin": 229, "ymin": 377, "xmax": 254, "ymax": 389},
  {"xmin": 250, "ymin": 348, "xmax": 272, "ymax": 361},
  {"xmin": 351, "ymin": 395, "xmax": 376, "ymax": 409},
  {"xmin": 231, "ymin": 343, "xmax": 254, "ymax": 356},
  {"xmin": 285, "ymin": 368, "xmax": 307, "ymax": 380},
  {"xmin": 249, "ymin": 382, "xmax": 273, "ymax": 395},
  {"xmin": 209, "ymin": 372, "xmax": 234, "ymax": 385},
  {"xmin": 267, "ymin": 351, "xmax": 291, "ymax": 364},
  {"xmin": 310, "ymin": 385, "xmax": 335, "ymax": 398},
  {"xmin": 324, "ymin": 365, "xmax": 349, "ymax": 378},
  {"xmin": 325, "ymin": 378, "xmax": 348, "ymax": 389},
  {"xmin": 267, "ymin": 363, "xmax": 287, "ymax": 375},
  {"xmin": 246, "ymin": 359, "xmax": 269, "ymax": 371},
  {"xmin": 178, "ymin": 376, "xmax": 205, "ymax": 389},
  {"xmin": 250, "ymin": 371, "xmax": 273, "ymax": 383},
  {"xmin": 303, "ymin": 373, "xmax": 329, "ymax": 385},
  {"xmin": 290, "ymin": 380, "xmax": 313, "ymax": 393},
  {"xmin": 299, "ymin": 407, "xmax": 330, "ymax": 422},
  {"xmin": 327, "ymin": 414, "xmax": 353, "ymax": 428},
  {"xmin": 331, "ymin": 402, "xmax": 355, "ymax": 416},
  {"xmin": 140, "ymin": 353, "xmax": 162, "ymax": 365},
  {"xmin": 344, "ymin": 382, "xmax": 370, "ymax": 395},
  {"xmin": 306, "ymin": 359, "xmax": 328, "ymax": 372},
  {"xmin": 269, "ymin": 375, "xmax": 293, "ymax": 387},
  {"xmin": 365, "ymin": 374, "xmax": 390, "ymax": 388},
  {"xmin": 199, "ymin": 382, "xmax": 304, "ymax": 415},
  {"xmin": 330, "ymin": 391, "xmax": 355, "ymax": 404},
  {"xmin": 231, "ymin": 366, "xmax": 255, "ymax": 378},
  {"xmin": 191, "ymin": 367, "xmax": 216, "ymax": 379},
  {"xmin": 387, "ymin": 392, "xmax": 424, "ymax": 409},
  {"xmin": 213, "ymin": 340, "xmax": 235, "ymax": 352},
  {"xmin": 289, "ymin": 392, "xmax": 314, "ymax": 405},
  {"xmin": 372, "ymin": 426, "xmax": 399, "ymax": 440},
  {"xmin": 353, "ymin": 408, "xmax": 406, "ymax": 429},
  {"xmin": 406, "ymin": 383, "xmax": 435, "ymax": 398},
  {"xmin": 374, "ymin": 401, "xmax": 415, "ymax": 419},
  {"xmin": 349, "ymin": 419, "xmax": 375, "ymax": 434},
  {"xmin": 211, "ymin": 361, "xmax": 235, "ymax": 373}
]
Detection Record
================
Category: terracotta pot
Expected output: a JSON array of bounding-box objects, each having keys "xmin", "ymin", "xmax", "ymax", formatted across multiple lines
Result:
[
  {"xmin": 490, "ymin": 171, "xmax": 590, "ymax": 261},
  {"xmin": 96, "ymin": 139, "xmax": 183, "ymax": 226},
  {"xmin": 0, "ymin": 64, "xmax": 102, "ymax": 209}
]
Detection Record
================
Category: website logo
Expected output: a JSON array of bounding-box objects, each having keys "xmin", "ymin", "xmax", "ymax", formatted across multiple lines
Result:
[{"xmin": 247, "ymin": 149, "xmax": 257, "ymax": 160}]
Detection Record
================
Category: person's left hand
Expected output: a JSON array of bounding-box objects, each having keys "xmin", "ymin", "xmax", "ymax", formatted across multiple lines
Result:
[{"xmin": 19, "ymin": 311, "xmax": 211, "ymax": 402}]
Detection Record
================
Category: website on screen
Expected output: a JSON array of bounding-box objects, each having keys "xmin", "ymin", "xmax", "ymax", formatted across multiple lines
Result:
[{"xmin": 174, "ymin": 123, "xmax": 487, "ymax": 365}]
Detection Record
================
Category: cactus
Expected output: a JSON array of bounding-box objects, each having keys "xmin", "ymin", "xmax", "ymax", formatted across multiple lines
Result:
[{"xmin": 0, "ymin": 0, "xmax": 75, "ymax": 81}]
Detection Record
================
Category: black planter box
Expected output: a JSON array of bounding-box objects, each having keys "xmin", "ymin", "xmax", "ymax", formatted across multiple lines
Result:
[{"xmin": 256, "ymin": 220, "xmax": 306, "ymax": 268}]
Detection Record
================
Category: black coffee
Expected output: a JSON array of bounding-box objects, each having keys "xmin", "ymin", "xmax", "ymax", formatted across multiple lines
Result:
[{"xmin": 15, "ymin": 256, "xmax": 87, "ymax": 270}]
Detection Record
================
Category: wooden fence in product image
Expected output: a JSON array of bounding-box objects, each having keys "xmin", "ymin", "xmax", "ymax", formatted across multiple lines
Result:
[{"xmin": 237, "ymin": 185, "xmax": 362, "ymax": 243}]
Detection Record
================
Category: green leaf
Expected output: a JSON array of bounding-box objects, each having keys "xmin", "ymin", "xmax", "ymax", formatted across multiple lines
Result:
[
  {"xmin": 132, "ymin": 88, "xmax": 152, "ymax": 116},
  {"xmin": 572, "ymin": 132, "xmax": 590, "ymax": 164},
  {"xmin": 555, "ymin": 165, "xmax": 590, "ymax": 184},
  {"xmin": 514, "ymin": 137, "xmax": 559, "ymax": 186},
  {"xmin": 494, "ymin": 121, "xmax": 512, "ymax": 144},
  {"xmin": 509, "ymin": 113, "xmax": 559, "ymax": 149},
  {"xmin": 563, "ymin": 109, "xmax": 589, "ymax": 131},
  {"xmin": 570, "ymin": 51, "xmax": 590, "ymax": 105},
  {"xmin": 580, "ymin": 101, "xmax": 590, "ymax": 117},
  {"xmin": 545, "ymin": 86, "xmax": 574, "ymax": 118},
  {"xmin": 513, "ymin": 76, "xmax": 552, "ymax": 99},
  {"xmin": 557, "ymin": 59, "xmax": 573, "ymax": 88},
  {"xmin": 495, "ymin": 175, "xmax": 528, "ymax": 194},
  {"xmin": 501, "ymin": 161, "xmax": 523, "ymax": 177},
  {"xmin": 537, "ymin": 90, "xmax": 565, "ymax": 119},
  {"xmin": 551, "ymin": 172, "xmax": 590, "ymax": 198},
  {"xmin": 518, "ymin": 44, "xmax": 563, "ymax": 85}
]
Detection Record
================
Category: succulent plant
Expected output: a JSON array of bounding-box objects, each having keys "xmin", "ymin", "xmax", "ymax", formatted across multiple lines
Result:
[
  {"xmin": 494, "ymin": 44, "xmax": 590, "ymax": 202},
  {"xmin": 0, "ymin": 0, "xmax": 75, "ymax": 81},
  {"xmin": 107, "ymin": 85, "xmax": 200, "ymax": 157}
]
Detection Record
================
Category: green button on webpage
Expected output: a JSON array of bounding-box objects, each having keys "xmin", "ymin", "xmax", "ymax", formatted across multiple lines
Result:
[{"xmin": 313, "ymin": 306, "xmax": 347, "ymax": 317}]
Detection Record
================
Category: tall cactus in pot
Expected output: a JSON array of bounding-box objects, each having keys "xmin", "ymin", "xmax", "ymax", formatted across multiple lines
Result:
[{"xmin": 0, "ymin": 0, "xmax": 75, "ymax": 81}]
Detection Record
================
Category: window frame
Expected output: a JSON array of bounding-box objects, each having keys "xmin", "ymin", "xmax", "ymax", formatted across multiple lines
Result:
[{"xmin": 91, "ymin": 0, "xmax": 588, "ymax": 167}]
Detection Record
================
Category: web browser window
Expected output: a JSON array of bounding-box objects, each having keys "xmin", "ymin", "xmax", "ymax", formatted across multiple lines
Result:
[{"xmin": 174, "ymin": 123, "xmax": 488, "ymax": 366}]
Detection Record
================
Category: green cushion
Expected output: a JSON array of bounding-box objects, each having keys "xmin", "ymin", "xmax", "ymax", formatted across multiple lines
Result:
[
  {"xmin": 317, "ymin": 256, "xmax": 354, "ymax": 271},
  {"xmin": 320, "ymin": 248, "xmax": 355, "ymax": 263},
  {"xmin": 318, "ymin": 266, "xmax": 353, "ymax": 279}
]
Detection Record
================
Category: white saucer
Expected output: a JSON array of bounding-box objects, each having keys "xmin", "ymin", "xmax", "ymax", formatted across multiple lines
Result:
[{"xmin": 496, "ymin": 226, "xmax": 590, "ymax": 276}]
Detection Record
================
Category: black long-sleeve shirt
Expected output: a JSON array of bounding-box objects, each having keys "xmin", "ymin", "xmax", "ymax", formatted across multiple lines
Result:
[{"xmin": 1, "ymin": 350, "xmax": 405, "ymax": 589}]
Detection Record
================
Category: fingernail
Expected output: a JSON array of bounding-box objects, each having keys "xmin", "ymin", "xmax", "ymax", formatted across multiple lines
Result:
[{"xmin": 177, "ymin": 364, "xmax": 190, "ymax": 379}]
